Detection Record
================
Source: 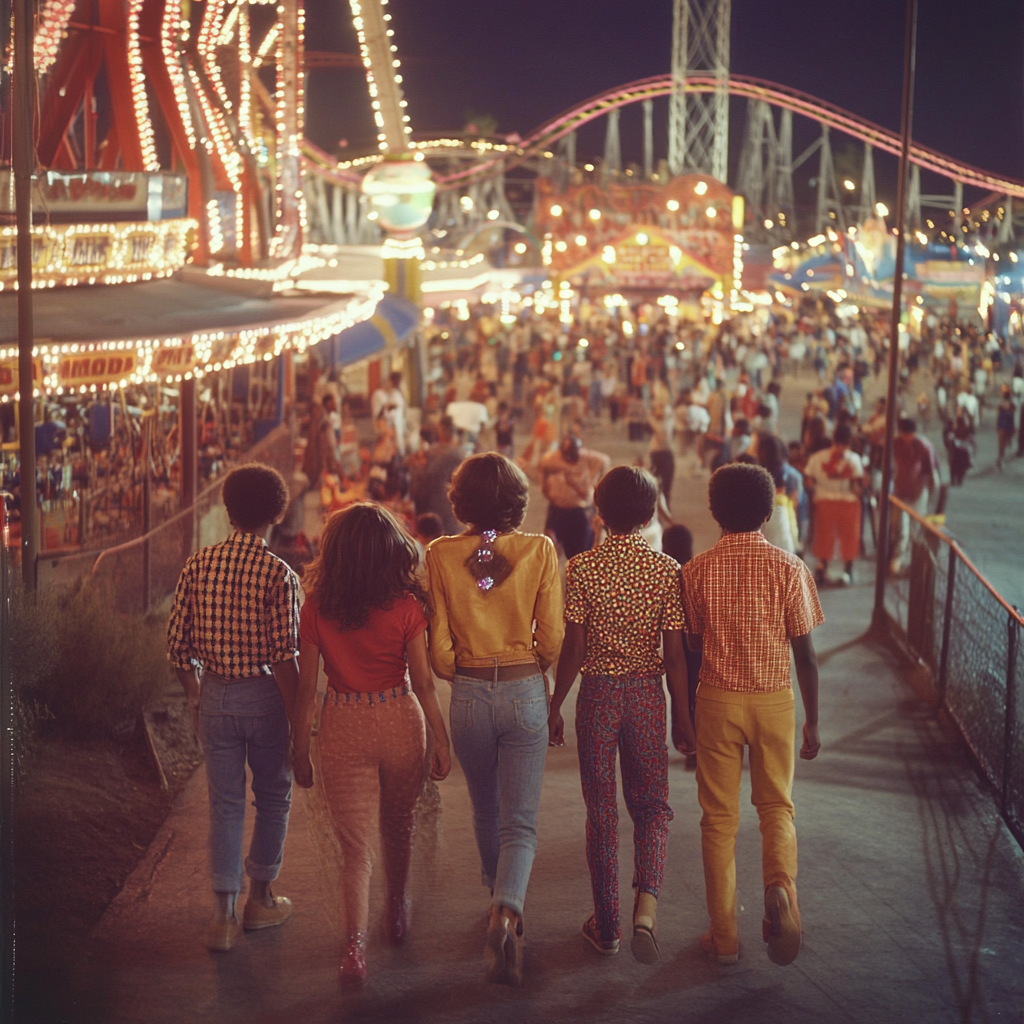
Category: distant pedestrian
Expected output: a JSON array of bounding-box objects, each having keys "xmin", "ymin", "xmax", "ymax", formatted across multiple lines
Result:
[
  {"xmin": 539, "ymin": 435, "xmax": 610, "ymax": 558},
  {"xmin": 996, "ymin": 386, "xmax": 1014, "ymax": 469},
  {"xmin": 682, "ymin": 463, "xmax": 823, "ymax": 967},
  {"xmin": 409, "ymin": 415, "xmax": 465, "ymax": 535},
  {"xmin": 804, "ymin": 423, "xmax": 864, "ymax": 586},
  {"xmin": 889, "ymin": 417, "xmax": 939, "ymax": 574},
  {"xmin": 167, "ymin": 465, "xmax": 302, "ymax": 952}
]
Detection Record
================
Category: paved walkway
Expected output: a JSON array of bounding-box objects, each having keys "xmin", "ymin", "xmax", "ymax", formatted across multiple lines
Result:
[{"xmin": 61, "ymin": 399, "xmax": 1024, "ymax": 1024}]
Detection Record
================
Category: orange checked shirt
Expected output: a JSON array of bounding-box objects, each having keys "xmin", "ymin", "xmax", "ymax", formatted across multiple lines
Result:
[
  {"xmin": 564, "ymin": 531, "xmax": 686, "ymax": 678},
  {"xmin": 681, "ymin": 531, "xmax": 823, "ymax": 693}
]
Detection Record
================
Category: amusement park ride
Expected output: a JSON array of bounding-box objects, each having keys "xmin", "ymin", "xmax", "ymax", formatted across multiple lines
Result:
[{"xmin": 4, "ymin": 0, "xmax": 1024, "ymax": 582}]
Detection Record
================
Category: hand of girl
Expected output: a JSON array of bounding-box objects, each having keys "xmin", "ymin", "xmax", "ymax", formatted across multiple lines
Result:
[
  {"xmin": 293, "ymin": 749, "xmax": 314, "ymax": 788},
  {"xmin": 430, "ymin": 743, "xmax": 452, "ymax": 781}
]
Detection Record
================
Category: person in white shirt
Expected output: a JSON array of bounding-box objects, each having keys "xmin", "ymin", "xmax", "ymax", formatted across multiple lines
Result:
[
  {"xmin": 445, "ymin": 399, "xmax": 491, "ymax": 449},
  {"xmin": 372, "ymin": 372, "xmax": 407, "ymax": 455},
  {"xmin": 804, "ymin": 422, "xmax": 864, "ymax": 586}
]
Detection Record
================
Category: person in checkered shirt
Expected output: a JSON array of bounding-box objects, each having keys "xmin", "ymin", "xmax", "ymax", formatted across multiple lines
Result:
[
  {"xmin": 168, "ymin": 464, "xmax": 305, "ymax": 952},
  {"xmin": 681, "ymin": 463, "xmax": 823, "ymax": 968}
]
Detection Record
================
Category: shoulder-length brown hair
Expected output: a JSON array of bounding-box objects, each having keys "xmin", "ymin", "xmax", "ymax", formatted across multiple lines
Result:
[
  {"xmin": 302, "ymin": 502, "xmax": 427, "ymax": 630},
  {"xmin": 448, "ymin": 452, "xmax": 529, "ymax": 532}
]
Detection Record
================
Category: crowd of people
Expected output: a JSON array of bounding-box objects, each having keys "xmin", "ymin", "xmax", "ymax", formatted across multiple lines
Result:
[
  {"xmin": 295, "ymin": 294, "xmax": 1023, "ymax": 591},
  {"xmin": 166, "ymin": 290, "xmax": 1024, "ymax": 992}
]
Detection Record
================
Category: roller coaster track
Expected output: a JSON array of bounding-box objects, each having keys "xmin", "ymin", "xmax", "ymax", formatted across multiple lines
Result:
[{"xmin": 433, "ymin": 73, "xmax": 1024, "ymax": 199}]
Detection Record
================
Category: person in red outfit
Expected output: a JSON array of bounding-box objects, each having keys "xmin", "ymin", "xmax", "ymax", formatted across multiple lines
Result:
[{"xmin": 292, "ymin": 503, "xmax": 451, "ymax": 985}]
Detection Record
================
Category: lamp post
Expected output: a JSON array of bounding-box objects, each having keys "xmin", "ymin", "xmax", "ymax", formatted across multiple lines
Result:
[
  {"xmin": 361, "ymin": 153, "xmax": 436, "ymax": 407},
  {"xmin": 872, "ymin": 0, "xmax": 919, "ymax": 634}
]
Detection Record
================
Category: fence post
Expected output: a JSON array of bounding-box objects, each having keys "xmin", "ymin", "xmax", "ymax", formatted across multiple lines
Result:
[
  {"xmin": 937, "ymin": 545, "xmax": 956, "ymax": 706},
  {"xmin": 1003, "ymin": 611, "xmax": 1019, "ymax": 817}
]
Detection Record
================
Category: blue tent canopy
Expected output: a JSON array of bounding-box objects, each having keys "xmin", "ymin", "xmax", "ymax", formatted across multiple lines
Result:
[{"xmin": 326, "ymin": 295, "xmax": 421, "ymax": 368}]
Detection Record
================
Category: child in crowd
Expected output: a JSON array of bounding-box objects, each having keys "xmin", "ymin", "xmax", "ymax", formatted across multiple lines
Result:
[
  {"xmin": 550, "ymin": 466, "xmax": 694, "ymax": 965},
  {"xmin": 681, "ymin": 463, "xmax": 822, "ymax": 967},
  {"xmin": 495, "ymin": 401, "xmax": 516, "ymax": 458},
  {"xmin": 291, "ymin": 503, "xmax": 451, "ymax": 985},
  {"xmin": 167, "ymin": 465, "xmax": 303, "ymax": 952}
]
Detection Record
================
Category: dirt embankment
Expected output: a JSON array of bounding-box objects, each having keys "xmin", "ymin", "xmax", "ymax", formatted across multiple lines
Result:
[{"xmin": 13, "ymin": 684, "xmax": 200, "ymax": 1023}]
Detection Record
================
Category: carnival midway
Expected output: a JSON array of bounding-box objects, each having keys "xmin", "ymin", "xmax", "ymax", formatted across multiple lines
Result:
[
  {"xmin": 3, "ymin": 0, "xmax": 1024, "ymax": 590},
  {"xmin": 4, "ymin": 0, "xmax": 1024, "ymax": 1021}
]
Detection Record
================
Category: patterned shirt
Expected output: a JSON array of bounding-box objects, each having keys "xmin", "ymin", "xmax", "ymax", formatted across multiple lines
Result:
[
  {"xmin": 167, "ymin": 530, "xmax": 300, "ymax": 679},
  {"xmin": 564, "ymin": 531, "xmax": 686, "ymax": 677},
  {"xmin": 681, "ymin": 531, "xmax": 823, "ymax": 693}
]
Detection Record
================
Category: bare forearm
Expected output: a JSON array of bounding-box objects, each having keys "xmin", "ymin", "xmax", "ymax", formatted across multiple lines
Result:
[
  {"xmin": 410, "ymin": 674, "xmax": 450, "ymax": 749},
  {"xmin": 291, "ymin": 671, "xmax": 319, "ymax": 755},
  {"xmin": 551, "ymin": 628, "xmax": 586, "ymax": 713},
  {"xmin": 271, "ymin": 657, "xmax": 300, "ymax": 725},
  {"xmin": 175, "ymin": 667, "xmax": 200, "ymax": 702},
  {"xmin": 791, "ymin": 638, "xmax": 819, "ymax": 726}
]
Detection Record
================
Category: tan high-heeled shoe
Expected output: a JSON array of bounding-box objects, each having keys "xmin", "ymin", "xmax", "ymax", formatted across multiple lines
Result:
[{"xmin": 484, "ymin": 905, "xmax": 523, "ymax": 986}]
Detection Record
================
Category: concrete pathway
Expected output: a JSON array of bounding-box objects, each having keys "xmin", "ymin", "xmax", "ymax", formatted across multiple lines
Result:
[{"xmin": 62, "ymin": 395, "xmax": 1024, "ymax": 1024}]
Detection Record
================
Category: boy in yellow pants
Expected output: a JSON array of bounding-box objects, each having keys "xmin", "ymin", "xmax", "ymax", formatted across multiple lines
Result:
[{"xmin": 681, "ymin": 463, "xmax": 823, "ymax": 965}]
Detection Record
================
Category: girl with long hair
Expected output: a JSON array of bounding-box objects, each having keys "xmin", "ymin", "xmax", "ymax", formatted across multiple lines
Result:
[
  {"xmin": 292, "ymin": 503, "xmax": 451, "ymax": 985},
  {"xmin": 425, "ymin": 453, "xmax": 563, "ymax": 986}
]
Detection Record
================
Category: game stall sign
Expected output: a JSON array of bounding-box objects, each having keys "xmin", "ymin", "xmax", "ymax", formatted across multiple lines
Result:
[
  {"xmin": 535, "ymin": 173, "xmax": 740, "ymax": 287},
  {"xmin": 57, "ymin": 349, "xmax": 140, "ymax": 391},
  {"xmin": 0, "ymin": 218, "xmax": 196, "ymax": 289},
  {"xmin": 0, "ymin": 358, "xmax": 43, "ymax": 397},
  {"xmin": 560, "ymin": 226, "xmax": 722, "ymax": 293},
  {"xmin": 151, "ymin": 343, "xmax": 199, "ymax": 379}
]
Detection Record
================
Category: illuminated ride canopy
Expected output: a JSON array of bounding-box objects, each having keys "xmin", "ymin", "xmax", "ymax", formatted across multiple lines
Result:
[
  {"xmin": 535, "ymin": 174, "xmax": 743, "ymax": 296},
  {"xmin": 8, "ymin": 0, "xmax": 305, "ymax": 276}
]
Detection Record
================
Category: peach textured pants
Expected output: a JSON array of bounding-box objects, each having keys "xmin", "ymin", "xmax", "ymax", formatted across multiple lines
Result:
[
  {"xmin": 317, "ymin": 688, "xmax": 426, "ymax": 937},
  {"xmin": 695, "ymin": 684, "xmax": 797, "ymax": 953}
]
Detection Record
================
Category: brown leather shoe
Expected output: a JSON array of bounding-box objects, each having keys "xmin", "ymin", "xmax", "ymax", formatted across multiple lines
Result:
[
  {"xmin": 242, "ymin": 894, "xmax": 293, "ymax": 931},
  {"xmin": 203, "ymin": 916, "xmax": 241, "ymax": 951},
  {"xmin": 763, "ymin": 884, "xmax": 802, "ymax": 966}
]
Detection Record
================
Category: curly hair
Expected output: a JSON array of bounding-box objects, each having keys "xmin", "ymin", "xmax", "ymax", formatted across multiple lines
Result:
[
  {"xmin": 222, "ymin": 464, "xmax": 289, "ymax": 531},
  {"xmin": 448, "ymin": 452, "xmax": 529, "ymax": 532},
  {"xmin": 302, "ymin": 503, "xmax": 427, "ymax": 630},
  {"xmin": 709, "ymin": 463, "xmax": 776, "ymax": 533}
]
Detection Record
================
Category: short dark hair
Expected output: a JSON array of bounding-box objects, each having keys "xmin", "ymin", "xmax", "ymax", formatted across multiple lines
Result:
[
  {"xmin": 708, "ymin": 463, "xmax": 775, "ymax": 533},
  {"xmin": 898, "ymin": 416, "xmax": 917, "ymax": 434},
  {"xmin": 662, "ymin": 523, "xmax": 694, "ymax": 565},
  {"xmin": 222, "ymin": 464, "xmax": 289, "ymax": 531},
  {"xmin": 595, "ymin": 465, "xmax": 658, "ymax": 534},
  {"xmin": 416, "ymin": 512, "xmax": 444, "ymax": 542},
  {"xmin": 448, "ymin": 453, "xmax": 529, "ymax": 532},
  {"xmin": 833, "ymin": 422, "xmax": 853, "ymax": 445}
]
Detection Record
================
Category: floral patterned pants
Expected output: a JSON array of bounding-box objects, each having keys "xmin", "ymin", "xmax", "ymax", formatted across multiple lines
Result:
[{"xmin": 576, "ymin": 674, "xmax": 673, "ymax": 943}]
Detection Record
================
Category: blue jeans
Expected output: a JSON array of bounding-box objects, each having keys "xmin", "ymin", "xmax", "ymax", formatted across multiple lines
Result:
[
  {"xmin": 199, "ymin": 674, "xmax": 292, "ymax": 894},
  {"xmin": 450, "ymin": 673, "xmax": 548, "ymax": 918}
]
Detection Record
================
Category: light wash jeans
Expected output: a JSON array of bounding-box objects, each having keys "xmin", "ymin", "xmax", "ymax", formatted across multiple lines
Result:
[
  {"xmin": 199, "ymin": 674, "xmax": 292, "ymax": 894},
  {"xmin": 450, "ymin": 673, "xmax": 548, "ymax": 918}
]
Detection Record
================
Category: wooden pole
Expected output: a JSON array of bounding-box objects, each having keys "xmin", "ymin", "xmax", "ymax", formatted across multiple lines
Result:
[
  {"xmin": 13, "ymin": 0, "xmax": 38, "ymax": 591},
  {"xmin": 873, "ymin": 0, "xmax": 919, "ymax": 632}
]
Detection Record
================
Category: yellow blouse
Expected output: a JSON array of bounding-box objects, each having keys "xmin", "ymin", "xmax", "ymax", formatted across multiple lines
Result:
[{"xmin": 425, "ymin": 531, "xmax": 564, "ymax": 681}]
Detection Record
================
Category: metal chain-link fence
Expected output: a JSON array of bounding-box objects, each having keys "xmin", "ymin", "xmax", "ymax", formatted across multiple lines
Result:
[
  {"xmin": 886, "ymin": 495, "xmax": 1023, "ymax": 847},
  {"xmin": 91, "ymin": 424, "xmax": 295, "ymax": 614}
]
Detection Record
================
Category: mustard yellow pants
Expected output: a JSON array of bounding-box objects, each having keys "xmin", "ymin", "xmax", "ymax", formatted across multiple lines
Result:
[{"xmin": 695, "ymin": 684, "xmax": 797, "ymax": 952}]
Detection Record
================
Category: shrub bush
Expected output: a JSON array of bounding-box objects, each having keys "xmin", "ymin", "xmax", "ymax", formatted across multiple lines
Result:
[{"xmin": 12, "ymin": 578, "xmax": 170, "ymax": 741}]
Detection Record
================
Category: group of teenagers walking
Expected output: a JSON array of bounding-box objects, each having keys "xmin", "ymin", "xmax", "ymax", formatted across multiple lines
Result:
[{"xmin": 167, "ymin": 451, "xmax": 824, "ymax": 987}]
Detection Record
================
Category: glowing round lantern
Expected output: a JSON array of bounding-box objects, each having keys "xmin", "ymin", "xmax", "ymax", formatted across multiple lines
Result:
[{"xmin": 360, "ymin": 154, "xmax": 436, "ymax": 237}]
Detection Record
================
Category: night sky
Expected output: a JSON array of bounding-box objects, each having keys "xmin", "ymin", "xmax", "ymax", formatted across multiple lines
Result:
[{"xmin": 303, "ymin": 0, "xmax": 1024, "ymax": 208}]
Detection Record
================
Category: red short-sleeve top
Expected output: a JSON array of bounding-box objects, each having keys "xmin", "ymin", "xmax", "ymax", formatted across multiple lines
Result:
[{"xmin": 299, "ymin": 592, "xmax": 427, "ymax": 694}]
